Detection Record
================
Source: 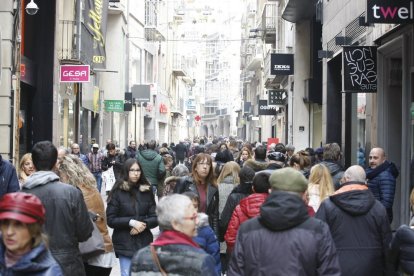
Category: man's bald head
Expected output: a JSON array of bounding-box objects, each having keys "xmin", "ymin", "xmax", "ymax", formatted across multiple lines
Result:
[{"xmin": 369, "ymin": 147, "xmax": 386, "ymax": 169}]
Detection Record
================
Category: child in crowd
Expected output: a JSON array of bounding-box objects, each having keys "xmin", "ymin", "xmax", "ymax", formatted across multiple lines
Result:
[{"xmin": 183, "ymin": 191, "xmax": 221, "ymax": 275}]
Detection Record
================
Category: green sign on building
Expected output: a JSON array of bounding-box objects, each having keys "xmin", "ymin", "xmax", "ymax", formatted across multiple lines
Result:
[{"xmin": 104, "ymin": 100, "xmax": 124, "ymax": 112}]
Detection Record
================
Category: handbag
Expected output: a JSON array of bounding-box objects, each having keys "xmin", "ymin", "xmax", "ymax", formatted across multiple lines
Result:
[{"xmin": 79, "ymin": 212, "xmax": 105, "ymax": 259}]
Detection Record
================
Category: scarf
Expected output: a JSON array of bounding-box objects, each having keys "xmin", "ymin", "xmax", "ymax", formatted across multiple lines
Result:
[{"xmin": 152, "ymin": 230, "xmax": 200, "ymax": 248}]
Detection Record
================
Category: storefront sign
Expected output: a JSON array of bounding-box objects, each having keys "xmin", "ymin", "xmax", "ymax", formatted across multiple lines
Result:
[
  {"xmin": 186, "ymin": 98, "xmax": 196, "ymax": 111},
  {"xmin": 131, "ymin": 84, "xmax": 151, "ymax": 103},
  {"xmin": 104, "ymin": 100, "xmax": 124, "ymax": 112},
  {"xmin": 342, "ymin": 46, "xmax": 377, "ymax": 93},
  {"xmin": 258, "ymin": 100, "xmax": 277, "ymax": 116},
  {"xmin": 124, "ymin": 93, "xmax": 132, "ymax": 112},
  {"xmin": 81, "ymin": 0, "xmax": 109, "ymax": 68},
  {"xmin": 268, "ymin": 90, "xmax": 286, "ymax": 105},
  {"xmin": 270, "ymin": 54, "xmax": 294, "ymax": 75},
  {"xmin": 366, "ymin": 0, "xmax": 414, "ymax": 24},
  {"xmin": 60, "ymin": 65, "xmax": 90, "ymax": 82}
]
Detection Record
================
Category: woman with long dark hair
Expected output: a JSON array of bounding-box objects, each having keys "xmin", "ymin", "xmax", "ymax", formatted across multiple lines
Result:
[{"xmin": 106, "ymin": 158, "xmax": 158, "ymax": 276}]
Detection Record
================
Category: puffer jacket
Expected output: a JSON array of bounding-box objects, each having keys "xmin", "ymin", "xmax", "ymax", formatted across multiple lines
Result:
[
  {"xmin": 0, "ymin": 155, "xmax": 19, "ymax": 197},
  {"xmin": 319, "ymin": 160, "xmax": 344, "ymax": 190},
  {"xmin": 316, "ymin": 183, "xmax": 392, "ymax": 276},
  {"xmin": 366, "ymin": 160, "xmax": 399, "ymax": 222},
  {"xmin": 228, "ymin": 191, "xmax": 340, "ymax": 276},
  {"xmin": 137, "ymin": 149, "xmax": 166, "ymax": 187},
  {"xmin": 174, "ymin": 176, "xmax": 219, "ymax": 236},
  {"xmin": 225, "ymin": 193, "xmax": 268, "ymax": 252},
  {"xmin": 106, "ymin": 181, "xmax": 158, "ymax": 257},
  {"xmin": 193, "ymin": 213, "xmax": 221, "ymax": 275},
  {"xmin": 23, "ymin": 171, "xmax": 93, "ymax": 276},
  {"xmin": 390, "ymin": 225, "xmax": 414, "ymax": 274},
  {"xmin": 0, "ymin": 242, "xmax": 63, "ymax": 276}
]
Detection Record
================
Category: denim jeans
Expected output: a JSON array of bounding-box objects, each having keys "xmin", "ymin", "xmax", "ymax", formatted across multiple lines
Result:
[
  {"xmin": 118, "ymin": 255, "xmax": 132, "ymax": 276},
  {"xmin": 93, "ymin": 172, "xmax": 102, "ymax": 192}
]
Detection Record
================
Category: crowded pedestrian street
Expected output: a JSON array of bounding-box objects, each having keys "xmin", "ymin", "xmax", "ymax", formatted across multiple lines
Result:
[{"xmin": 1, "ymin": 0, "xmax": 414, "ymax": 275}]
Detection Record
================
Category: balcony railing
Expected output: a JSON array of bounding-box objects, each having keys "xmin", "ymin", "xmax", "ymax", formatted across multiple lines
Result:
[
  {"xmin": 145, "ymin": 0, "xmax": 165, "ymax": 41},
  {"xmin": 57, "ymin": 20, "xmax": 77, "ymax": 61},
  {"xmin": 262, "ymin": 3, "xmax": 277, "ymax": 44}
]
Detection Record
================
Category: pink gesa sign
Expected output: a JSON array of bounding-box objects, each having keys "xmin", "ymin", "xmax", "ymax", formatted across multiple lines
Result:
[{"xmin": 60, "ymin": 65, "xmax": 90, "ymax": 83}]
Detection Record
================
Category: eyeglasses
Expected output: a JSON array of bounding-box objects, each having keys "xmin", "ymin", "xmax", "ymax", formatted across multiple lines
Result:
[
  {"xmin": 183, "ymin": 213, "xmax": 198, "ymax": 221},
  {"xmin": 197, "ymin": 162, "xmax": 211, "ymax": 167},
  {"xmin": 129, "ymin": 169, "xmax": 141, "ymax": 173}
]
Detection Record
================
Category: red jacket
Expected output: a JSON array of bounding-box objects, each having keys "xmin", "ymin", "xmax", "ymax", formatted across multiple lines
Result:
[{"xmin": 225, "ymin": 193, "xmax": 268, "ymax": 252}]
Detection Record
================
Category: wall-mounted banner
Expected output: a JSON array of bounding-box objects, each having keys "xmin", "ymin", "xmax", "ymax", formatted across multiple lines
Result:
[
  {"xmin": 268, "ymin": 90, "xmax": 286, "ymax": 105},
  {"xmin": 131, "ymin": 84, "xmax": 151, "ymax": 103},
  {"xmin": 342, "ymin": 46, "xmax": 377, "ymax": 93},
  {"xmin": 60, "ymin": 65, "xmax": 90, "ymax": 83},
  {"xmin": 81, "ymin": 0, "xmax": 109, "ymax": 68},
  {"xmin": 366, "ymin": 0, "xmax": 414, "ymax": 24},
  {"xmin": 270, "ymin": 54, "xmax": 294, "ymax": 75},
  {"xmin": 258, "ymin": 100, "xmax": 277, "ymax": 116}
]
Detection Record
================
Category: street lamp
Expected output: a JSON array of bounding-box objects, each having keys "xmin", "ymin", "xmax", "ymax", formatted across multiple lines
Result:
[{"xmin": 25, "ymin": 0, "xmax": 39, "ymax": 15}]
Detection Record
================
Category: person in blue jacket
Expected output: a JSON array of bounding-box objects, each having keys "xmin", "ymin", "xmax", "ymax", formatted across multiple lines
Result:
[
  {"xmin": 184, "ymin": 191, "xmax": 221, "ymax": 275},
  {"xmin": 0, "ymin": 192, "xmax": 63, "ymax": 275},
  {"xmin": 0, "ymin": 155, "xmax": 19, "ymax": 197}
]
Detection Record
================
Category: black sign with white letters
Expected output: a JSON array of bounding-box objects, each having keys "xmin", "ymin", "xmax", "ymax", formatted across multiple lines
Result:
[
  {"xmin": 124, "ymin": 92, "xmax": 132, "ymax": 111},
  {"xmin": 342, "ymin": 46, "xmax": 377, "ymax": 93},
  {"xmin": 258, "ymin": 100, "xmax": 277, "ymax": 116},
  {"xmin": 268, "ymin": 90, "xmax": 286, "ymax": 105},
  {"xmin": 270, "ymin": 54, "xmax": 294, "ymax": 75}
]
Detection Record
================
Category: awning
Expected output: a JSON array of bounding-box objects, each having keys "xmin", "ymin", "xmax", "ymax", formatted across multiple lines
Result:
[{"xmin": 282, "ymin": 0, "xmax": 317, "ymax": 23}]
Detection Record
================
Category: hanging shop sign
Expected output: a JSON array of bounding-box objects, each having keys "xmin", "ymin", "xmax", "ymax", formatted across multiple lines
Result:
[
  {"xmin": 258, "ymin": 100, "xmax": 277, "ymax": 116},
  {"xmin": 60, "ymin": 65, "xmax": 90, "ymax": 83},
  {"xmin": 131, "ymin": 84, "xmax": 151, "ymax": 103},
  {"xmin": 366, "ymin": 0, "xmax": 414, "ymax": 24},
  {"xmin": 270, "ymin": 54, "xmax": 294, "ymax": 75},
  {"xmin": 268, "ymin": 90, "xmax": 286, "ymax": 105},
  {"xmin": 342, "ymin": 46, "xmax": 377, "ymax": 93},
  {"xmin": 124, "ymin": 92, "xmax": 132, "ymax": 112},
  {"xmin": 104, "ymin": 100, "xmax": 124, "ymax": 112},
  {"xmin": 81, "ymin": 0, "xmax": 110, "ymax": 68}
]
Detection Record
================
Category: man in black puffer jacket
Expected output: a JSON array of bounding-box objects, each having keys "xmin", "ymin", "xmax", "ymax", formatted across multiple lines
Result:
[
  {"xmin": 316, "ymin": 165, "xmax": 393, "ymax": 276},
  {"xmin": 229, "ymin": 168, "xmax": 340, "ymax": 275}
]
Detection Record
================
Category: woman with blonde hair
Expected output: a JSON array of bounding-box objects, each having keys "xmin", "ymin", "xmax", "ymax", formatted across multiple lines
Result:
[
  {"xmin": 235, "ymin": 147, "xmax": 253, "ymax": 167},
  {"xmin": 58, "ymin": 155, "xmax": 115, "ymax": 276},
  {"xmin": 18, "ymin": 153, "xmax": 34, "ymax": 188},
  {"xmin": 307, "ymin": 163, "xmax": 334, "ymax": 212}
]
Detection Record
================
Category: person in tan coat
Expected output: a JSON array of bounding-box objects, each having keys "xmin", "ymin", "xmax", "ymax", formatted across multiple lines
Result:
[{"xmin": 58, "ymin": 154, "xmax": 115, "ymax": 276}]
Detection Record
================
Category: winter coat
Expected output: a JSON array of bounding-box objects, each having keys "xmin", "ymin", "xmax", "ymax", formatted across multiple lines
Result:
[
  {"xmin": 174, "ymin": 143, "xmax": 188, "ymax": 161},
  {"xmin": 106, "ymin": 181, "xmax": 158, "ymax": 257},
  {"xmin": 102, "ymin": 153, "xmax": 124, "ymax": 180},
  {"xmin": 0, "ymin": 241, "xmax": 63, "ymax": 276},
  {"xmin": 315, "ymin": 183, "xmax": 392, "ymax": 276},
  {"xmin": 219, "ymin": 186, "xmax": 250, "ymax": 241},
  {"xmin": 0, "ymin": 155, "xmax": 19, "ymax": 197},
  {"xmin": 228, "ymin": 191, "xmax": 340, "ymax": 276},
  {"xmin": 366, "ymin": 160, "xmax": 399, "ymax": 222},
  {"xmin": 79, "ymin": 184, "xmax": 113, "ymax": 253},
  {"xmin": 225, "ymin": 193, "xmax": 268, "ymax": 252},
  {"xmin": 218, "ymin": 175, "xmax": 238, "ymax": 216},
  {"xmin": 390, "ymin": 224, "xmax": 414, "ymax": 274},
  {"xmin": 130, "ymin": 230, "xmax": 218, "ymax": 276},
  {"xmin": 124, "ymin": 146, "xmax": 137, "ymax": 159},
  {"xmin": 193, "ymin": 213, "xmax": 221, "ymax": 275},
  {"xmin": 174, "ymin": 176, "xmax": 219, "ymax": 236},
  {"xmin": 320, "ymin": 160, "xmax": 344, "ymax": 190},
  {"xmin": 137, "ymin": 149, "xmax": 166, "ymax": 187},
  {"xmin": 22, "ymin": 171, "xmax": 93, "ymax": 276},
  {"xmin": 162, "ymin": 175, "xmax": 181, "ymax": 197}
]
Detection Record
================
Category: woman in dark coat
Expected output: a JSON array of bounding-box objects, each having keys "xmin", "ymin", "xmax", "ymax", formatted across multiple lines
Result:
[{"xmin": 106, "ymin": 158, "xmax": 158, "ymax": 276}]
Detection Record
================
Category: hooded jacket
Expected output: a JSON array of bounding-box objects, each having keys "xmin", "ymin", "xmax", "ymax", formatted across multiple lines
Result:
[
  {"xmin": 225, "ymin": 193, "xmax": 268, "ymax": 252},
  {"xmin": 229, "ymin": 191, "xmax": 340, "ymax": 276},
  {"xmin": 316, "ymin": 183, "xmax": 392, "ymax": 276},
  {"xmin": 106, "ymin": 181, "xmax": 158, "ymax": 257},
  {"xmin": 366, "ymin": 160, "xmax": 399, "ymax": 222},
  {"xmin": 137, "ymin": 149, "xmax": 166, "ymax": 186},
  {"xmin": 320, "ymin": 160, "xmax": 344, "ymax": 190},
  {"xmin": 0, "ymin": 242, "xmax": 63, "ymax": 276},
  {"xmin": 22, "ymin": 171, "xmax": 93, "ymax": 276}
]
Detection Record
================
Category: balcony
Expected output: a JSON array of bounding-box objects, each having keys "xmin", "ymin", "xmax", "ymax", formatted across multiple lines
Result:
[
  {"xmin": 57, "ymin": 20, "xmax": 77, "ymax": 61},
  {"xmin": 245, "ymin": 45, "xmax": 263, "ymax": 71},
  {"xmin": 261, "ymin": 3, "xmax": 277, "ymax": 44},
  {"xmin": 145, "ymin": 0, "xmax": 165, "ymax": 41},
  {"xmin": 172, "ymin": 54, "xmax": 189, "ymax": 77},
  {"xmin": 264, "ymin": 49, "xmax": 288, "ymax": 88}
]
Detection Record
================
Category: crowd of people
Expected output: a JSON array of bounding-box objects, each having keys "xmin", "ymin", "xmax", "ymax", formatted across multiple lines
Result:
[{"xmin": 0, "ymin": 136, "xmax": 412, "ymax": 275}]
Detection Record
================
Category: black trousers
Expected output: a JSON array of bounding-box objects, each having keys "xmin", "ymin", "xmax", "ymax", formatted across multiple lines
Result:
[{"xmin": 84, "ymin": 263, "xmax": 112, "ymax": 276}]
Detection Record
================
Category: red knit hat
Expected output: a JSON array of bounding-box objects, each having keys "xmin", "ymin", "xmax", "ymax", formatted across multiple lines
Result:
[{"xmin": 0, "ymin": 192, "xmax": 45, "ymax": 224}]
